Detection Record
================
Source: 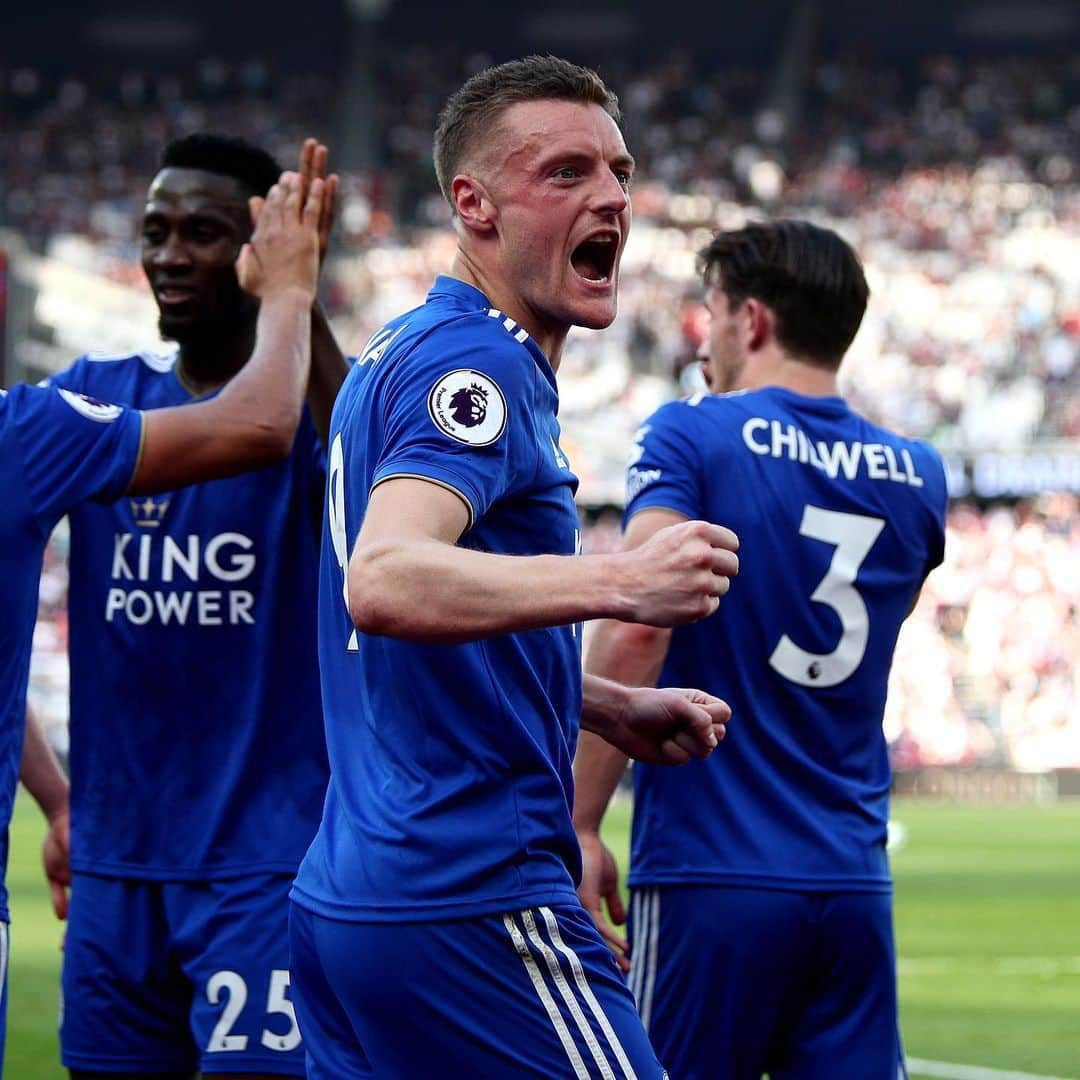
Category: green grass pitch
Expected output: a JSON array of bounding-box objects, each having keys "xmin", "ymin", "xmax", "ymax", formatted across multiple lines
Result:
[{"xmin": 5, "ymin": 792, "xmax": 1080, "ymax": 1077}]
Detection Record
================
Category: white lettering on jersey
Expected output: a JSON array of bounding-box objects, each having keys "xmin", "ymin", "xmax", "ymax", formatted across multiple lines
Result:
[
  {"xmin": 549, "ymin": 435, "xmax": 569, "ymax": 470},
  {"xmin": 357, "ymin": 322, "xmax": 409, "ymax": 367},
  {"xmin": 104, "ymin": 531, "xmax": 257, "ymax": 626},
  {"xmin": 627, "ymin": 467, "xmax": 662, "ymax": 502},
  {"xmin": 740, "ymin": 417, "xmax": 925, "ymax": 487}
]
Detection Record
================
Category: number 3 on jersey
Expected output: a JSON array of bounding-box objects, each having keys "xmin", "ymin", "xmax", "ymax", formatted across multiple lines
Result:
[
  {"xmin": 328, "ymin": 433, "xmax": 359, "ymax": 651},
  {"xmin": 769, "ymin": 505, "xmax": 884, "ymax": 688}
]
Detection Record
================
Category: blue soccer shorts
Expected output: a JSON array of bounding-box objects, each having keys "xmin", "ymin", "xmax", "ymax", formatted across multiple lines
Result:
[
  {"xmin": 61, "ymin": 872, "xmax": 304, "ymax": 1076},
  {"xmin": 289, "ymin": 899, "xmax": 669, "ymax": 1079},
  {"xmin": 628, "ymin": 884, "xmax": 907, "ymax": 1080}
]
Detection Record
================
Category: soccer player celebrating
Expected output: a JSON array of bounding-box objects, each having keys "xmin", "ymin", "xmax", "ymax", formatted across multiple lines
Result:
[
  {"xmin": 46, "ymin": 137, "xmax": 344, "ymax": 1079},
  {"xmin": 0, "ymin": 171, "xmax": 323, "ymax": 1068},
  {"xmin": 574, "ymin": 220, "xmax": 948, "ymax": 1079},
  {"xmin": 288, "ymin": 56, "xmax": 739, "ymax": 1078}
]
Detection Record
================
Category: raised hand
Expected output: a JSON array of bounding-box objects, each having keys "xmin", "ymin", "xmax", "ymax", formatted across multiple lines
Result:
[
  {"xmin": 619, "ymin": 520, "xmax": 740, "ymax": 627},
  {"xmin": 236, "ymin": 171, "xmax": 324, "ymax": 303},
  {"xmin": 298, "ymin": 137, "xmax": 339, "ymax": 264}
]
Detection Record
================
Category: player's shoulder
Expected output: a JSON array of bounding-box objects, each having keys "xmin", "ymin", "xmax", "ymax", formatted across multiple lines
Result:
[
  {"xmin": 2, "ymin": 380, "xmax": 129, "ymax": 430},
  {"xmin": 357, "ymin": 295, "xmax": 538, "ymax": 405},
  {"xmin": 640, "ymin": 389, "xmax": 753, "ymax": 437},
  {"xmin": 54, "ymin": 348, "xmax": 176, "ymax": 390}
]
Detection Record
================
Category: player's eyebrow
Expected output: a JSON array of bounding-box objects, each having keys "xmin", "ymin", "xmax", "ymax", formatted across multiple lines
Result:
[
  {"xmin": 536, "ymin": 148, "xmax": 637, "ymax": 175},
  {"xmin": 141, "ymin": 205, "xmax": 245, "ymax": 226}
]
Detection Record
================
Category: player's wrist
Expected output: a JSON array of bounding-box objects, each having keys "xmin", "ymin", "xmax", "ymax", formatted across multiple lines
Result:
[
  {"xmin": 259, "ymin": 282, "xmax": 317, "ymax": 307},
  {"xmin": 42, "ymin": 795, "xmax": 70, "ymax": 826},
  {"xmin": 592, "ymin": 552, "xmax": 639, "ymax": 621}
]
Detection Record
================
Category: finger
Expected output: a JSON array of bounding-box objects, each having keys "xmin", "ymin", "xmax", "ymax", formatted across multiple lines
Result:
[
  {"xmin": 710, "ymin": 548, "xmax": 740, "ymax": 578},
  {"xmin": 312, "ymin": 143, "xmax": 328, "ymax": 182},
  {"xmin": 659, "ymin": 737, "xmax": 694, "ymax": 765},
  {"xmin": 281, "ymin": 172, "xmax": 303, "ymax": 220},
  {"xmin": 319, "ymin": 173, "xmax": 339, "ymax": 247},
  {"xmin": 704, "ymin": 523, "xmax": 740, "ymax": 551},
  {"xmin": 703, "ymin": 697, "xmax": 732, "ymax": 724},
  {"xmin": 262, "ymin": 182, "xmax": 284, "ymax": 226},
  {"xmin": 606, "ymin": 888, "xmax": 626, "ymax": 927},
  {"xmin": 50, "ymin": 881, "xmax": 69, "ymax": 921},
  {"xmin": 304, "ymin": 177, "xmax": 326, "ymax": 228},
  {"xmin": 299, "ymin": 137, "xmax": 316, "ymax": 193},
  {"xmin": 597, "ymin": 918, "xmax": 630, "ymax": 960},
  {"xmin": 712, "ymin": 721, "xmax": 728, "ymax": 743},
  {"xmin": 247, "ymin": 195, "xmax": 265, "ymax": 229},
  {"xmin": 708, "ymin": 573, "xmax": 731, "ymax": 599},
  {"xmin": 669, "ymin": 728, "xmax": 713, "ymax": 759},
  {"xmin": 671, "ymin": 723, "xmax": 714, "ymax": 752}
]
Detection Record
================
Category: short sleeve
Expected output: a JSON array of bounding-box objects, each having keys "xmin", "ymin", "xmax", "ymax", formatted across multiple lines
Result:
[
  {"xmin": 12, "ymin": 384, "xmax": 144, "ymax": 528},
  {"xmin": 624, "ymin": 400, "xmax": 706, "ymax": 525},
  {"xmin": 372, "ymin": 323, "xmax": 534, "ymax": 525}
]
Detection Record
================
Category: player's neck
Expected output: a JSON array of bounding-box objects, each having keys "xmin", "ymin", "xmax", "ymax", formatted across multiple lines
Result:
[
  {"xmin": 750, "ymin": 352, "xmax": 840, "ymax": 398},
  {"xmin": 176, "ymin": 324, "xmax": 257, "ymax": 398},
  {"xmin": 448, "ymin": 251, "xmax": 566, "ymax": 370}
]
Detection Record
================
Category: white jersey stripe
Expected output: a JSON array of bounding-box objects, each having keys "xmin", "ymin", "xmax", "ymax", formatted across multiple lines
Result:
[
  {"xmin": 503, "ymin": 912, "xmax": 590, "ymax": 1079},
  {"xmin": 539, "ymin": 906, "xmax": 639, "ymax": 1080},
  {"xmin": 514, "ymin": 328, "xmax": 530, "ymax": 343},
  {"xmin": 522, "ymin": 910, "xmax": 615, "ymax": 1080},
  {"xmin": 639, "ymin": 889, "xmax": 661, "ymax": 1032},
  {"xmin": 628, "ymin": 890, "xmax": 647, "ymax": 1007}
]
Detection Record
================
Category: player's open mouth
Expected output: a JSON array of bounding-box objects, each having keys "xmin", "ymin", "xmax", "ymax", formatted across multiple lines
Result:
[
  {"xmin": 155, "ymin": 286, "xmax": 197, "ymax": 306},
  {"xmin": 570, "ymin": 233, "xmax": 618, "ymax": 284}
]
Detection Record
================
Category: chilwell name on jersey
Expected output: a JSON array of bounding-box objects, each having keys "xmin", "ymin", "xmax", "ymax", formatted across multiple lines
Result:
[
  {"xmin": 739, "ymin": 417, "xmax": 925, "ymax": 486},
  {"xmin": 105, "ymin": 522, "xmax": 257, "ymax": 627}
]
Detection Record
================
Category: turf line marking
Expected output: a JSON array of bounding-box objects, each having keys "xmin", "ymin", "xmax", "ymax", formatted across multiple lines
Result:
[
  {"xmin": 899, "ymin": 956, "xmax": 1080, "ymax": 976},
  {"xmin": 908, "ymin": 1058, "xmax": 1077, "ymax": 1080}
]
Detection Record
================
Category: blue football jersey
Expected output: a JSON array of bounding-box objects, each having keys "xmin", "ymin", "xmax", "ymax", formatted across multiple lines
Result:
[
  {"xmin": 625, "ymin": 387, "xmax": 947, "ymax": 891},
  {"xmin": 50, "ymin": 352, "xmax": 328, "ymax": 879},
  {"xmin": 0, "ymin": 383, "xmax": 142, "ymax": 918},
  {"xmin": 293, "ymin": 276, "xmax": 585, "ymax": 921}
]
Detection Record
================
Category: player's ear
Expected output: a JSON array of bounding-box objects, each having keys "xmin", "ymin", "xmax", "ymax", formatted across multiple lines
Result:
[
  {"xmin": 451, "ymin": 174, "xmax": 496, "ymax": 234},
  {"xmin": 743, "ymin": 298, "xmax": 772, "ymax": 352}
]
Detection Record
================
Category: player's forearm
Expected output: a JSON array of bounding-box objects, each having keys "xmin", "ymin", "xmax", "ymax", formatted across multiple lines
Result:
[
  {"xmin": 572, "ymin": 620, "xmax": 673, "ymax": 830},
  {"xmin": 20, "ymin": 708, "xmax": 69, "ymax": 823},
  {"xmin": 307, "ymin": 299, "xmax": 348, "ymax": 448},
  {"xmin": 348, "ymin": 538, "xmax": 640, "ymax": 644},
  {"xmin": 214, "ymin": 285, "xmax": 314, "ymax": 452},
  {"xmin": 586, "ymin": 618, "xmax": 672, "ymax": 690},
  {"xmin": 573, "ymin": 727, "xmax": 629, "ymax": 835},
  {"xmin": 129, "ymin": 288, "xmax": 312, "ymax": 494}
]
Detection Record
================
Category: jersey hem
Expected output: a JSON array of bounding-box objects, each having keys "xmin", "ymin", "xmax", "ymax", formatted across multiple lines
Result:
[
  {"xmin": 61, "ymin": 1050, "xmax": 199, "ymax": 1073},
  {"xmin": 289, "ymin": 880, "xmax": 581, "ymax": 922},
  {"xmin": 70, "ymin": 859, "xmax": 302, "ymax": 881},
  {"xmin": 627, "ymin": 872, "xmax": 892, "ymax": 893}
]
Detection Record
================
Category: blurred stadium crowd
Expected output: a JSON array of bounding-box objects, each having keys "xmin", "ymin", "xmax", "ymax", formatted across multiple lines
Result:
[{"xmin": 5, "ymin": 45, "xmax": 1078, "ymax": 772}]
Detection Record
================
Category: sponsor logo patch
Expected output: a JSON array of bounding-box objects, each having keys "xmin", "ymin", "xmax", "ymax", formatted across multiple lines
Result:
[
  {"xmin": 57, "ymin": 388, "xmax": 124, "ymax": 423},
  {"xmin": 427, "ymin": 369, "xmax": 507, "ymax": 446}
]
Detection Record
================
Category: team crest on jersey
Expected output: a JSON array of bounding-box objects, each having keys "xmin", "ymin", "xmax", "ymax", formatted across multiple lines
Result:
[
  {"xmin": 427, "ymin": 369, "xmax": 507, "ymax": 446},
  {"xmin": 57, "ymin": 388, "xmax": 123, "ymax": 423}
]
